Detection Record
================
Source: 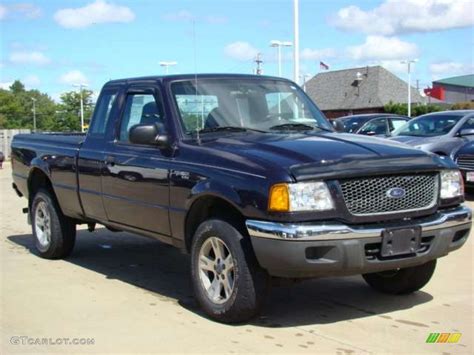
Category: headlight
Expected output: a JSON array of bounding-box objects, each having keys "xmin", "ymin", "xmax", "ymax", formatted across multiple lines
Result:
[
  {"xmin": 268, "ymin": 182, "xmax": 334, "ymax": 212},
  {"xmin": 440, "ymin": 170, "xmax": 464, "ymax": 199}
]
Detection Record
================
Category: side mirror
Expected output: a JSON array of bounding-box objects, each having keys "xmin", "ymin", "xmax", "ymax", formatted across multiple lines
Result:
[
  {"xmin": 364, "ymin": 131, "xmax": 377, "ymax": 136},
  {"xmin": 129, "ymin": 123, "xmax": 169, "ymax": 147},
  {"xmin": 459, "ymin": 128, "xmax": 474, "ymax": 137},
  {"xmin": 331, "ymin": 120, "xmax": 344, "ymax": 132}
]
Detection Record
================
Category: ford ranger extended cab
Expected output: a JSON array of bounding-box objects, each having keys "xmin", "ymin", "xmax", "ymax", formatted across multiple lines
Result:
[{"xmin": 11, "ymin": 74, "xmax": 471, "ymax": 323}]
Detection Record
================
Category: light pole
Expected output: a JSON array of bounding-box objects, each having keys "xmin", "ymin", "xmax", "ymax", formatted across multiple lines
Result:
[
  {"xmin": 73, "ymin": 83, "xmax": 88, "ymax": 132},
  {"xmin": 300, "ymin": 74, "xmax": 312, "ymax": 92},
  {"xmin": 293, "ymin": 0, "xmax": 300, "ymax": 84},
  {"xmin": 159, "ymin": 61, "xmax": 177, "ymax": 74},
  {"xmin": 401, "ymin": 59, "xmax": 418, "ymax": 117},
  {"xmin": 31, "ymin": 98, "xmax": 37, "ymax": 131},
  {"xmin": 270, "ymin": 40, "xmax": 293, "ymax": 77}
]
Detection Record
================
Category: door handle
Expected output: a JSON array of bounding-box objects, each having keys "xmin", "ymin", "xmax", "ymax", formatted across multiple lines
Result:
[{"xmin": 104, "ymin": 156, "xmax": 115, "ymax": 166}]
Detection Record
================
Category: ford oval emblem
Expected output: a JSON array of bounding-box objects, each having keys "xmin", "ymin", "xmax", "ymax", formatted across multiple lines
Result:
[{"xmin": 386, "ymin": 187, "xmax": 406, "ymax": 199}]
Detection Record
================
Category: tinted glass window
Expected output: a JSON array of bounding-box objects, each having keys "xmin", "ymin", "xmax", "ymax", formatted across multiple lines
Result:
[
  {"xmin": 89, "ymin": 92, "xmax": 116, "ymax": 135},
  {"xmin": 393, "ymin": 114, "xmax": 463, "ymax": 137},
  {"xmin": 171, "ymin": 79, "xmax": 330, "ymax": 134},
  {"xmin": 338, "ymin": 117, "xmax": 366, "ymax": 133},
  {"xmin": 461, "ymin": 117, "xmax": 474, "ymax": 130},
  {"xmin": 390, "ymin": 118, "xmax": 408, "ymax": 131},
  {"xmin": 359, "ymin": 118, "xmax": 387, "ymax": 135},
  {"xmin": 119, "ymin": 93, "xmax": 164, "ymax": 142}
]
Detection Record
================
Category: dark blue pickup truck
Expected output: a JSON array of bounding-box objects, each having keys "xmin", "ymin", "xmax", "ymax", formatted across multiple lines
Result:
[{"xmin": 11, "ymin": 74, "xmax": 471, "ymax": 323}]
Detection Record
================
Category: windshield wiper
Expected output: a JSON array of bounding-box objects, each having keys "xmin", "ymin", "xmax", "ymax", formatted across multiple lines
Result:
[
  {"xmin": 269, "ymin": 123, "xmax": 332, "ymax": 132},
  {"xmin": 198, "ymin": 126, "xmax": 266, "ymax": 134}
]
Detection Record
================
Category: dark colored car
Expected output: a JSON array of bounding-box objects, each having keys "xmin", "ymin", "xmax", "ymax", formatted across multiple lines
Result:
[
  {"xmin": 454, "ymin": 141, "xmax": 474, "ymax": 187},
  {"xmin": 390, "ymin": 110, "xmax": 474, "ymax": 156},
  {"xmin": 10, "ymin": 74, "xmax": 471, "ymax": 323},
  {"xmin": 334, "ymin": 114, "xmax": 410, "ymax": 136}
]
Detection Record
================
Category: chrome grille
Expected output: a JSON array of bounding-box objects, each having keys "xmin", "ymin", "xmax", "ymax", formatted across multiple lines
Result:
[
  {"xmin": 456, "ymin": 155, "xmax": 474, "ymax": 171},
  {"xmin": 339, "ymin": 174, "xmax": 439, "ymax": 216}
]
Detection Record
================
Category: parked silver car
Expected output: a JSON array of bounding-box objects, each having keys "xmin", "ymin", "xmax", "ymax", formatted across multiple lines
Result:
[{"xmin": 390, "ymin": 110, "xmax": 474, "ymax": 156}]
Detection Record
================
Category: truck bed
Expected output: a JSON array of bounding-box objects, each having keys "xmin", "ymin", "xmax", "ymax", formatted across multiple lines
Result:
[{"xmin": 11, "ymin": 132, "xmax": 86, "ymax": 219}]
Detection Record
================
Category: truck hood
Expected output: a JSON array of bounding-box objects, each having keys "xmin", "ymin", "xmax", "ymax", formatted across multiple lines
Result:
[{"xmin": 198, "ymin": 132, "xmax": 453, "ymax": 181}]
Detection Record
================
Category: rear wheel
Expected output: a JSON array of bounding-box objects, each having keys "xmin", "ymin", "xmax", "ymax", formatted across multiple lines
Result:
[
  {"xmin": 362, "ymin": 259, "xmax": 437, "ymax": 294},
  {"xmin": 31, "ymin": 189, "xmax": 76, "ymax": 259},
  {"xmin": 191, "ymin": 219, "xmax": 269, "ymax": 323}
]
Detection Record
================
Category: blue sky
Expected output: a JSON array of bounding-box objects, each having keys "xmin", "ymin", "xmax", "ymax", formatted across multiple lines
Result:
[{"xmin": 1, "ymin": 0, "xmax": 473, "ymax": 101}]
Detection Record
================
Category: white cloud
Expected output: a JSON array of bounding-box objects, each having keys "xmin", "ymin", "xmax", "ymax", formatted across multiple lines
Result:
[
  {"xmin": 332, "ymin": 0, "xmax": 474, "ymax": 35},
  {"xmin": 11, "ymin": 3, "xmax": 42, "ymax": 19},
  {"xmin": 347, "ymin": 36, "xmax": 418, "ymax": 61},
  {"xmin": 23, "ymin": 75, "xmax": 41, "ymax": 88},
  {"xmin": 163, "ymin": 10, "xmax": 195, "ymax": 22},
  {"xmin": 0, "ymin": 81, "xmax": 13, "ymax": 90},
  {"xmin": 430, "ymin": 61, "xmax": 473, "ymax": 79},
  {"xmin": 9, "ymin": 50, "xmax": 51, "ymax": 65},
  {"xmin": 163, "ymin": 10, "xmax": 228, "ymax": 24},
  {"xmin": 0, "ymin": 3, "xmax": 42, "ymax": 20},
  {"xmin": 54, "ymin": 0, "xmax": 135, "ymax": 29},
  {"xmin": 0, "ymin": 5, "xmax": 7, "ymax": 20},
  {"xmin": 378, "ymin": 60, "xmax": 411, "ymax": 74},
  {"xmin": 224, "ymin": 41, "xmax": 259, "ymax": 61},
  {"xmin": 300, "ymin": 48, "xmax": 337, "ymax": 61},
  {"xmin": 59, "ymin": 70, "xmax": 89, "ymax": 85}
]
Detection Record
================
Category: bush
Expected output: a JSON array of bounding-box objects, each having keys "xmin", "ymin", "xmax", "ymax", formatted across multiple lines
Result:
[
  {"xmin": 383, "ymin": 101, "xmax": 442, "ymax": 117},
  {"xmin": 451, "ymin": 101, "xmax": 474, "ymax": 110}
]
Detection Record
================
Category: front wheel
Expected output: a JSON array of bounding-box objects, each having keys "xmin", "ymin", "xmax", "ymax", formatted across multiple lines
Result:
[
  {"xmin": 190, "ymin": 219, "xmax": 269, "ymax": 323},
  {"xmin": 362, "ymin": 259, "xmax": 437, "ymax": 295}
]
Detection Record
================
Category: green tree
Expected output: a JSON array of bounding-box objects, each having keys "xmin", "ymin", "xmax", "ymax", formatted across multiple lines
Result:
[
  {"xmin": 0, "ymin": 81, "xmax": 56, "ymax": 130},
  {"xmin": 57, "ymin": 89, "xmax": 94, "ymax": 131}
]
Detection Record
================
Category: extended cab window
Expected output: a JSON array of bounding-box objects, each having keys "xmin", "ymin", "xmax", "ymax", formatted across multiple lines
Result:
[
  {"xmin": 89, "ymin": 92, "xmax": 116, "ymax": 135},
  {"xmin": 119, "ymin": 93, "xmax": 164, "ymax": 142}
]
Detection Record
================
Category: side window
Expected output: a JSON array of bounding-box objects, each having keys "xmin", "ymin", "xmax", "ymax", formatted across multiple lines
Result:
[
  {"xmin": 119, "ymin": 93, "xmax": 164, "ymax": 142},
  {"xmin": 359, "ymin": 118, "xmax": 387, "ymax": 135},
  {"xmin": 390, "ymin": 118, "xmax": 408, "ymax": 131},
  {"xmin": 89, "ymin": 92, "xmax": 116, "ymax": 135},
  {"xmin": 461, "ymin": 117, "xmax": 474, "ymax": 130}
]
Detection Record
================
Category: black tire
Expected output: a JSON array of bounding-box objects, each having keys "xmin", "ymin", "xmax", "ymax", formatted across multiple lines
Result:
[
  {"xmin": 31, "ymin": 188, "xmax": 76, "ymax": 259},
  {"xmin": 190, "ymin": 219, "xmax": 270, "ymax": 323},
  {"xmin": 362, "ymin": 259, "xmax": 437, "ymax": 295}
]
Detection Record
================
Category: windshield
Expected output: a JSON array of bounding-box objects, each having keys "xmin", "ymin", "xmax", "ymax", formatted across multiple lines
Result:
[
  {"xmin": 338, "ymin": 117, "xmax": 366, "ymax": 133},
  {"xmin": 171, "ymin": 78, "xmax": 332, "ymax": 134},
  {"xmin": 392, "ymin": 114, "xmax": 463, "ymax": 137}
]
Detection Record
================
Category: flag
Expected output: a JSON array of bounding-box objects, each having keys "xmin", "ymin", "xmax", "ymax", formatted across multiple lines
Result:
[{"xmin": 320, "ymin": 61, "xmax": 329, "ymax": 70}]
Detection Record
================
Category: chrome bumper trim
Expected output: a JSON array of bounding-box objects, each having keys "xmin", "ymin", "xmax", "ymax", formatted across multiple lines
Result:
[{"xmin": 246, "ymin": 206, "xmax": 472, "ymax": 241}]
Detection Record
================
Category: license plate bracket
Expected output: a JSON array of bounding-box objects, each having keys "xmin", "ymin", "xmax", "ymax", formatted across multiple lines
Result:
[{"xmin": 381, "ymin": 226, "xmax": 421, "ymax": 257}]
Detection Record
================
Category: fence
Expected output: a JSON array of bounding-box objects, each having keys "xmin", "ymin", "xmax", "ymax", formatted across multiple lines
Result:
[{"xmin": 0, "ymin": 129, "xmax": 31, "ymax": 159}]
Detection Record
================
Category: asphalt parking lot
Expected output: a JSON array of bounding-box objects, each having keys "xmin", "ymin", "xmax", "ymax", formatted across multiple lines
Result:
[{"xmin": 1, "ymin": 162, "xmax": 472, "ymax": 354}]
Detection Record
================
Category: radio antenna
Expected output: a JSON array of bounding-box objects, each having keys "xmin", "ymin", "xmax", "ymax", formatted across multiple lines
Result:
[{"xmin": 193, "ymin": 20, "xmax": 201, "ymax": 144}]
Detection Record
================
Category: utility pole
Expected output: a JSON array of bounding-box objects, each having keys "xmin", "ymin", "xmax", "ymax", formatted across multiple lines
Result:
[
  {"xmin": 254, "ymin": 53, "xmax": 263, "ymax": 75},
  {"xmin": 401, "ymin": 59, "xmax": 417, "ymax": 117},
  {"xmin": 31, "ymin": 98, "xmax": 37, "ymax": 131},
  {"xmin": 293, "ymin": 0, "xmax": 300, "ymax": 84},
  {"xmin": 73, "ymin": 83, "xmax": 88, "ymax": 132}
]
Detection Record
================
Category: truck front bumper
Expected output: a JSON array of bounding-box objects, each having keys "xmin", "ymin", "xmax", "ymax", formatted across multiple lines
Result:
[{"xmin": 246, "ymin": 206, "xmax": 472, "ymax": 278}]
